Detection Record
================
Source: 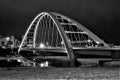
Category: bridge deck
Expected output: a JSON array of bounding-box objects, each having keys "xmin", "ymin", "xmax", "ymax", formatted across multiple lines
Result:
[
  {"xmin": 21, "ymin": 47, "xmax": 120, "ymax": 52},
  {"xmin": 21, "ymin": 47, "xmax": 67, "ymax": 53}
]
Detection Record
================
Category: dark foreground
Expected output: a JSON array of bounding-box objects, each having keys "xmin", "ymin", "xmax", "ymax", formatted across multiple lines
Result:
[{"xmin": 0, "ymin": 66, "xmax": 119, "ymax": 80}]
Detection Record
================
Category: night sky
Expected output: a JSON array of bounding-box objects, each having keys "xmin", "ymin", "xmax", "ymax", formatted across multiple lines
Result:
[{"xmin": 0, "ymin": 0, "xmax": 120, "ymax": 45}]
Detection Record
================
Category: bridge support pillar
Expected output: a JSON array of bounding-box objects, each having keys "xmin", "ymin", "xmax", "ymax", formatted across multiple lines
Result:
[
  {"xmin": 67, "ymin": 49, "xmax": 80, "ymax": 67},
  {"xmin": 69, "ymin": 59, "xmax": 76, "ymax": 67},
  {"xmin": 66, "ymin": 47, "xmax": 76, "ymax": 67},
  {"xmin": 69, "ymin": 58, "xmax": 81, "ymax": 67}
]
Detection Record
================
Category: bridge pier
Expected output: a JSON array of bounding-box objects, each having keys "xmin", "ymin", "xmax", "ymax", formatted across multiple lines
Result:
[
  {"xmin": 69, "ymin": 58, "xmax": 75, "ymax": 67},
  {"xmin": 69, "ymin": 58, "xmax": 81, "ymax": 67},
  {"xmin": 68, "ymin": 50, "xmax": 80, "ymax": 67}
]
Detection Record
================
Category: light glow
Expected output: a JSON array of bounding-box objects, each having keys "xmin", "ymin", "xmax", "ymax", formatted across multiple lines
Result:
[
  {"xmin": 95, "ymin": 41, "xmax": 100, "ymax": 44},
  {"xmin": 39, "ymin": 43, "xmax": 45, "ymax": 48},
  {"xmin": 61, "ymin": 41, "xmax": 64, "ymax": 44},
  {"xmin": 17, "ymin": 59, "xmax": 21, "ymax": 62},
  {"xmin": 40, "ymin": 61, "xmax": 49, "ymax": 67},
  {"xmin": 5, "ymin": 37, "xmax": 10, "ymax": 41},
  {"xmin": 87, "ymin": 39, "xmax": 91, "ymax": 42}
]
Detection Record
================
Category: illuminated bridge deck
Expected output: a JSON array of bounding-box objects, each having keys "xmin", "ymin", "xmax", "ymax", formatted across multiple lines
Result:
[{"xmin": 21, "ymin": 47, "xmax": 120, "ymax": 52}]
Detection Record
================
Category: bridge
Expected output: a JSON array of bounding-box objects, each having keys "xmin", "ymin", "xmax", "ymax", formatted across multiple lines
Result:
[{"xmin": 18, "ymin": 12, "xmax": 120, "ymax": 66}]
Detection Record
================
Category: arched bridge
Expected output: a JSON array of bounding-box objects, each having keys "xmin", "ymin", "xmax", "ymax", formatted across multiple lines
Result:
[{"xmin": 18, "ymin": 12, "xmax": 120, "ymax": 65}]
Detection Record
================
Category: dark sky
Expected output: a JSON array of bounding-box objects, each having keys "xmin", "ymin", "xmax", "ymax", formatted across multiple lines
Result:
[{"xmin": 0, "ymin": 0, "xmax": 120, "ymax": 45}]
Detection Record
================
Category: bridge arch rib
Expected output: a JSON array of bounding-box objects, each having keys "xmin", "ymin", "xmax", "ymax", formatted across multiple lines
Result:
[{"xmin": 18, "ymin": 12, "xmax": 75, "ymax": 61}]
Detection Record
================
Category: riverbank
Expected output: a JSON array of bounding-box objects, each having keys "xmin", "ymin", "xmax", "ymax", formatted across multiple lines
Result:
[{"xmin": 0, "ymin": 66, "xmax": 119, "ymax": 79}]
